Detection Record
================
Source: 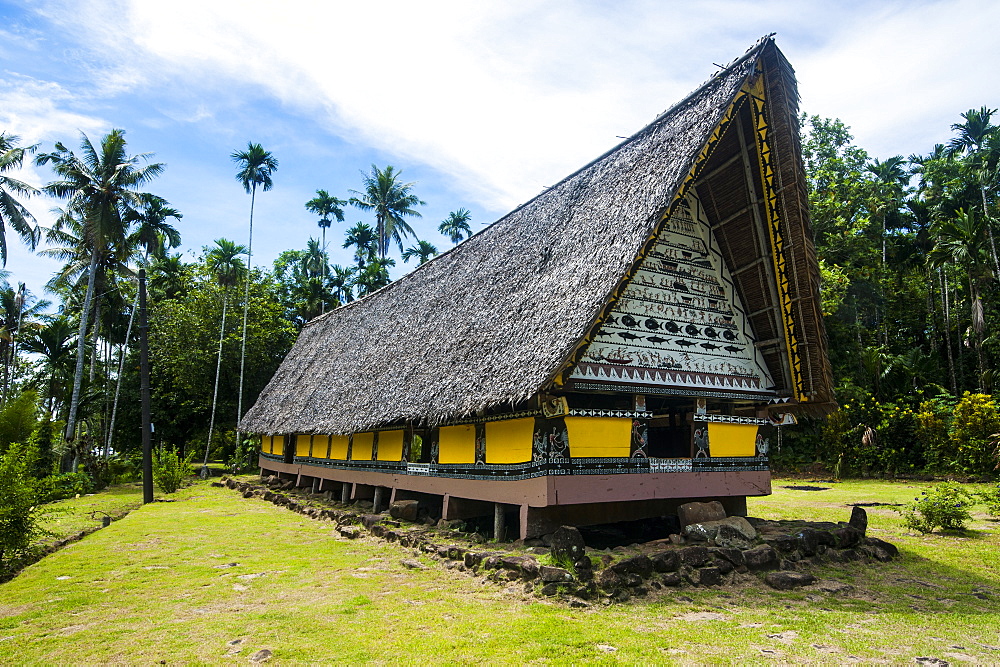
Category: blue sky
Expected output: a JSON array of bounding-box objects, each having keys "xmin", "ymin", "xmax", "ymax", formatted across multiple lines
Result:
[{"xmin": 2, "ymin": 0, "xmax": 999, "ymax": 309}]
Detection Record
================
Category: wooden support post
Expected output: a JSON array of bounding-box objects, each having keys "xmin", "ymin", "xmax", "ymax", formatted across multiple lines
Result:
[
  {"xmin": 311, "ymin": 477, "xmax": 320, "ymax": 495},
  {"xmin": 373, "ymin": 487, "xmax": 384, "ymax": 513},
  {"xmin": 494, "ymin": 502, "xmax": 506, "ymax": 543},
  {"xmin": 341, "ymin": 482, "xmax": 350, "ymax": 503}
]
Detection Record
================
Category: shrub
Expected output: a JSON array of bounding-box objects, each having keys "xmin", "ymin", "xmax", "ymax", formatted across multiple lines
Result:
[
  {"xmin": 979, "ymin": 483, "xmax": 1000, "ymax": 518},
  {"xmin": 897, "ymin": 481, "xmax": 974, "ymax": 533},
  {"xmin": 948, "ymin": 393, "xmax": 1000, "ymax": 475},
  {"xmin": 916, "ymin": 397, "xmax": 954, "ymax": 471},
  {"xmin": 152, "ymin": 447, "xmax": 195, "ymax": 494},
  {"xmin": 0, "ymin": 391, "xmax": 38, "ymax": 454},
  {"xmin": 228, "ymin": 435, "xmax": 259, "ymax": 475},
  {"xmin": 38, "ymin": 471, "xmax": 94, "ymax": 502},
  {"xmin": 0, "ymin": 443, "xmax": 50, "ymax": 578}
]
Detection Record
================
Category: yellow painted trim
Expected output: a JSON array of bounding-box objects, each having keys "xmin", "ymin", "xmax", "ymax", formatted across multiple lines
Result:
[
  {"xmin": 351, "ymin": 432, "xmax": 374, "ymax": 461},
  {"xmin": 438, "ymin": 424, "xmax": 475, "ymax": 464},
  {"xmin": 485, "ymin": 417, "xmax": 534, "ymax": 464},
  {"xmin": 565, "ymin": 416, "xmax": 632, "ymax": 458},
  {"xmin": 329, "ymin": 435, "xmax": 349, "ymax": 460},
  {"xmin": 377, "ymin": 430, "xmax": 405, "ymax": 461},
  {"xmin": 747, "ymin": 69, "xmax": 804, "ymax": 401},
  {"xmin": 707, "ymin": 423, "xmax": 757, "ymax": 457},
  {"xmin": 295, "ymin": 434, "xmax": 311, "ymax": 457}
]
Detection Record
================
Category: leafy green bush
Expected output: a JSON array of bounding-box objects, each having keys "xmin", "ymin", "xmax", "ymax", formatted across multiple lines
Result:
[
  {"xmin": 38, "ymin": 471, "xmax": 94, "ymax": 502},
  {"xmin": 152, "ymin": 447, "xmax": 195, "ymax": 493},
  {"xmin": 948, "ymin": 393, "xmax": 1000, "ymax": 475},
  {"xmin": 897, "ymin": 481, "xmax": 974, "ymax": 533},
  {"xmin": 0, "ymin": 391, "xmax": 38, "ymax": 455},
  {"xmin": 979, "ymin": 483, "xmax": 1000, "ymax": 518},
  {"xmin": 0, "ymin": 443, "xmax": 50, "ymax": 578},
  {"xmin": 227, "ymin": 435, "xmax": 259, "ymax": 475}
]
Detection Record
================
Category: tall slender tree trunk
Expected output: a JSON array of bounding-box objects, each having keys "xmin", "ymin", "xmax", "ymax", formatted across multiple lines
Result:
[
  {"xmin": 938, "ymin": 269, "xmax": 958, "ymax": 394},
  {"xmin": 106, "ymin": 287, "xmax": 139, "ymax": 458},
  {"xmin": 65, "ymin": 251, "xmax": 100, "ymax": 442},
  {"xmin": 982, "ymin": 186, "xmax": 999, "ymax": 277},
  {"xmin": 321, "ymin": 226, "xmax": 327, "ymax": 314},
  {"xmin": 203, "ymin": 292, "xmax": 229, "ymax": 476},
  {"xmin": 236, "ymin": 185, "xmax": 255, "ymax": 453}
]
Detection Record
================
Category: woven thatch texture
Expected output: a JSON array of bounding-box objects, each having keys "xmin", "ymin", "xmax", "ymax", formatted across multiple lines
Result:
[{"xmin": 240, "ymin": 50, "xmax": 763, "ymax": 436}]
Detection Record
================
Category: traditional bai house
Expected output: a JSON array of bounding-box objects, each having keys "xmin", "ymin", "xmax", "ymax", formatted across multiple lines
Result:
[{"xmin": 240, "ymin": 36, "xmax": 834, "ymax": 539}]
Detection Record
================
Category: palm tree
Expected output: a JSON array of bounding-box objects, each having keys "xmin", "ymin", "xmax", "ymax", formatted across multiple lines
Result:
[
  {"xmin": 866, "ymin": 155, "xmax": 909, "ymax": 265},
  {"xmin": 928, "ymin": 209, "xmax": 992, "ymax": 389},
  {"xmin": 402, "ymin": 240, "xmax": 439, "ymax": 265},
  {"xmin": 0, "ymin": 132, "xmax": 40, "ymax": 265},
  {"xmin": 328, "ymin": 264, "xmax": 355, "ymax": 305},
  {"xmin": 438, "ymin": 208, "xmax": 472, "ymax": 244},
  {"xmin": 36, "ymin": 129, "xmax": 164, "ymax": 442},
  {"xmin": 0, "ymin": 283, "xmax": 49, "ymax": 403},
  {"xmin": 125, "ymin": 194, "xmax": 182, "ymax": 259},
  {"xmin": 349, "ymin": 165, "xmax": 424, "ymax": 259},
  {"xmin": 301, "ymin": 237, "xmax": 326, "ymax": 279},
  {"xmin": 148, "ymin": 252, "xmax": 189, "ymax": 301},
  {"xmin": 231, "ymin": 142, "xmax": 277, "ymax": 449},
  {"xmin": 947, "ymin": 107, "xmax": 999, "ymax": 273},
  {"xmin": 355, "ymin": 258, "xmax": 395, "ymax": 297},
  {"xmin": 305, "ymin": 189, "xmax": 345, "ymax": 312},
  {"xmin": 21, "ymin": 316, "xmax": 74, "ymax": 417},
  {"xmin": 343, "ymin": 222, "xmax": 378, "ymax": 270},
  {"xmin": 202, "ymin": 239, "xmax": 248, "ymax": 477}
]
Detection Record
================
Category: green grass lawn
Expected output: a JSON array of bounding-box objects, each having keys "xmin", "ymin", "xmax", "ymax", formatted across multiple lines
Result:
[{"xmin": 0, "ymin": 478, "xmax": 997, "ymax": 663}]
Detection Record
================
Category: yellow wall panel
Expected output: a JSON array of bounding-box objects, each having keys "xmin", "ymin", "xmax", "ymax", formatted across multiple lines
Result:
[
  {"xmin": 707, "ymin": 423, "xmax": 757, "ymax": 457},
  {"xmin": 329, "ymin": 435, "xmax": 349, "ymax": 460},
  {"xmin": 485, "ymin": 418, "xmax": 534, "ymax": 464},
  {"xmin": 261, "ymin": 436, "xmax": 272, "ymax": 453},
  {"xmin": 377, "ymin": 430, "xmax": 405, "ymax": 461},
  {"xmin": 351, "ymin": 432, "xmax": 374, "ymax": 460},
  {"xmin": 295, "ymin": 434, "xmax": 311, "ymax": 457},
  {"xmin": 565, "ymin": 417, "xmax": 632, "ymax": 458},
  {"xmin": 438, "ymin": 424, "xmax": 475, "ymax": 464},
  {"xmin": 312, "ymin": 435, "xmax": 330, "ymax": 459},
  {"xmin": 273, "ymin": 436, "xmax": 283, "ymax": 456}
]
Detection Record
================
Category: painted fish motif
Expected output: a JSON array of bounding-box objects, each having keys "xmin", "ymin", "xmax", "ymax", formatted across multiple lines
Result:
[
  {"xmin": 621, "ymin": 314, "xmax": 639, "ymax": 328},
  {"xmin": 595, "ymin": 330, "xmax": 614, "ymax": 337},
  {"xmin": 664, "ymin": 321, "xmax": 681, "ymax": 333},
  {"xmin": 606, "ymin": 316, "xmax": 619, "ymax": 326},
  {"xmin": 644, "ymin": 318, "xmax": 660, "ymax": 330},
  {"xmin": 675, "ymin": 339, "xmax": 695, "ymax": 347},
  {"xmin": 700, "ymin": 342, "xmax": 721, "ymax": 350},
  {"xmin": 617, "ymin": 332, "xmax": 642, "ymax": 341},
  {"xmin": 724, "ymin": 345, "xmax": 744, "ymax": 353},
  {"xmin": 685, "ymin": 324, "xmax": 701, "ymax": 336},
  {"xmin": 704, "ymin": 327, "xmax": 718, "ymax": 338},
  {"xmin": 723, "ymin": 330, "xmax": 737, "ymax": 341},
  {"xmin": 646, "ymin": 336, "xmax": 669, "ymax": 344}
]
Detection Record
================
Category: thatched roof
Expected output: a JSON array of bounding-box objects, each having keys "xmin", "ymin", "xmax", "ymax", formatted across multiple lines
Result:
[{"xmin": 241, "ymin": 37, "xmax": 833, "ymax": 436}]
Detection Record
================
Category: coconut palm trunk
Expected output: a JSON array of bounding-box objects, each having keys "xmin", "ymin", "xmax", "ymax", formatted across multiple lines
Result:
[
  {"xmin": 65, "ymin": 250, "xmax": 99, "ymax": 442},
  {"xmin": 235, "ymin": 184, "xmax": 255, "ymax": 453},
  {"xmin": 203, "ymin": 291, "xmax": 229, "ymax": 477},
  {"xmin": 105, "ymin": 286, "xmax": 138, "ymax": 458}
]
